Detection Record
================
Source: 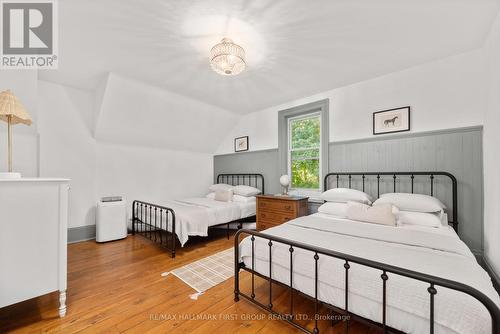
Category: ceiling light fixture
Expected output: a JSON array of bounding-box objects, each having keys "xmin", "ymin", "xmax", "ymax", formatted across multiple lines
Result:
[{"xmin": 209, "ymin": 38, "xmax": 246, "ymax": 76}]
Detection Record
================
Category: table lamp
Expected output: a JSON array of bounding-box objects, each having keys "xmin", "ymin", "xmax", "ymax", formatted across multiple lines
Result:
[
  {"xmin": 0, "ymin": 90, "xmax": 32, "ymax": 179},
  {"xmin": 280, "ymin": 174, "xmax": 290, "ymax": 195}
]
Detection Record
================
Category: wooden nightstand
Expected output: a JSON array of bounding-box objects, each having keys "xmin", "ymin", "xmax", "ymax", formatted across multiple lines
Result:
[{"xmin": 256, "ymin": 195, "xmax": 309, "ymax": 231}]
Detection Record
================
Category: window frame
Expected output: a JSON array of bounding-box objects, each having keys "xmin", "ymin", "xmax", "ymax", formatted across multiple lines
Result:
[
  {"xmin": 278, "ymin": 99, "xmax": 329, "ymax": 198},
  {"xmin": 287, "ymin": 112, "xmax": 322, "ymax": 192}
]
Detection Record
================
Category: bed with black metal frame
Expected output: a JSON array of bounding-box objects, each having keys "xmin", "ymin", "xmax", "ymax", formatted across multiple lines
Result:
[
  {"xmin": 131, "ymin": 173, "xmax": 264, "ymax": 258},
  {"xmin": 234, "ymin": 171, "xmax": 500, "ymax": 334}
]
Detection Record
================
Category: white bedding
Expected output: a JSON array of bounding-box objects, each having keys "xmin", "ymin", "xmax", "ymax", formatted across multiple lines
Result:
[
  {"xmin": 239, "ymin": 214, "xmax": 500, "ymax": 334},
  {"xmin": 157, "ymin": 197, "xmax": 255, "ymax": 246}
]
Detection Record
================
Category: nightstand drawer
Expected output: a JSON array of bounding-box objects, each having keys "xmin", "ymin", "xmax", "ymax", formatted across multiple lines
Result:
[
  {"xmin": 258, "ymin": 211, "xmax": 294, "ymax": 224},
  {"xmin": 258, "ymin": 200, "xmax": 296, "ymax": 213},
  {"xmin": 256, "ymin": 195, "xmax": 309, "ymax": 231},
  {"xmin": 257, "ymin": 220, "xmax": 281, "ymax": 231}
]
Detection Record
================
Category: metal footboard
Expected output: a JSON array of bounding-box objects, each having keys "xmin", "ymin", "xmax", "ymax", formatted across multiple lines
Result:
[
  {"xmin": 234, "ymin": 229, "xmax": 500, "ymax": 334},
  {"xmin": 132, "ymin": 200, "xmax": 176, "ymax": 258}
]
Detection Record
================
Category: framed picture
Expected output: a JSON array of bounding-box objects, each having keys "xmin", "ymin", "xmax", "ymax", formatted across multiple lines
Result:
[
  {"xmin": 234, "ymin": 136, "xmax": 249, "ymax": 152},
  {"xmin": 373, "ymin": 106, "xmax": 410, "ymax": 135}
]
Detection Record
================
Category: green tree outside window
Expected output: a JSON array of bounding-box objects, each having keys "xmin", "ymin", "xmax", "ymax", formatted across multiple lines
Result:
[{"xmin": 289, "ymin": 116, "xmax": 320, "ymax": 189}]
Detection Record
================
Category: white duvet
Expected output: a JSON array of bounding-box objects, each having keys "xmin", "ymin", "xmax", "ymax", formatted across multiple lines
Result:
[
  {"xmin": 157, "ymin": 198, "xmax": 254, "ymax": 246},
  {"xmin": 239, "ymin": 214, "xmax": 500, "ymax": 334}
]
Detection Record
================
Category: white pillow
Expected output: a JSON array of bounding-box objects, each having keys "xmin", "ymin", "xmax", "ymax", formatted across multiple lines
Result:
[
  {"xmin": 346, "ymin": 201, "xmax": 396, "ymax": 226},
  {"xmin": 233, "ymin": 195, "xmax": 256, "ymax": 203},
  {"xmin": 373, "ymin": 193, "xmax": 446, "ymax": 213},
  {"xmin": 318, "ymin": 202, "xmax": 398, "ymax": 218},
  {"xmin": 207, "ymin": 192, "xmax": 257, "ymax": 203},
  {"xmin": 391, "ymin": 205, "xmax": 400, "ymax": 216},
  {"xmin": 397, "ymin": 211, "xmax": 442, "ymax": 228},
  {"xmin": 214, "ymin": 189, "xmax": 233, "ymax": 202},
  {"xmin": 441, "ymin": 213, "xmax": 449, "ymax": 226},
  {"xmin": 321, "ymin": 188, "xmax": 373, "ymax": 204},
  {"xmin": 209, "ymin": 183, "xmax": 233, "ymax": 192},
  {"xmin": 317, "ymin": 202, "xmax": 348, "ymax": 217},
  {"xmin": 233, "ymin": 185, "xmax": 261, "ymax": 197}
]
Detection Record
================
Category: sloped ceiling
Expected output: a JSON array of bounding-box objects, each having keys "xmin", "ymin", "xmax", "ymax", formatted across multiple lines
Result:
[
  {"xmin": 39, "ymin": 0, "xmax": 499, "ymax": 114},
  {"xmin": 94, "ymin": 73, "xmax": 238, "ymax": 153}
]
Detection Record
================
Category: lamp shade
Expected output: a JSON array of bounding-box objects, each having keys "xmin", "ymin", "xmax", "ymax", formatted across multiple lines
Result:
[
  {"xmin": 0, "ymin": 90, "xmax": 32, "ymax": 125},
  {"xmin": 280, "ymin": 175, "xmax": 290, "ymax": 187},
  {"xmin": 0, "ymin": 89, "xmax": 32, "ymax": 176}
]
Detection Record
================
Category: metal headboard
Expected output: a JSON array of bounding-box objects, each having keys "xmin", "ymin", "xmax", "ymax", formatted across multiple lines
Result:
[
  {"xmin": 217, "ymin": 173, "xmax": 265, "ymax": 195},
  {"xmin": 324, "ymin": 171, "xmax": 458, "ymax": 232}
]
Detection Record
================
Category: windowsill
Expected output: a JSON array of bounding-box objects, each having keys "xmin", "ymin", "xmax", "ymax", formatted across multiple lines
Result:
[{"xmin": 289, "ymin": 189, "xmax": 323, "ymax": 202}]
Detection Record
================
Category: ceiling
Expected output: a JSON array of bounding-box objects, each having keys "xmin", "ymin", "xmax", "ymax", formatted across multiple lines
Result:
[{"xmin": 40, "ymin": 0, "xmax": 499, "ymax": 114}]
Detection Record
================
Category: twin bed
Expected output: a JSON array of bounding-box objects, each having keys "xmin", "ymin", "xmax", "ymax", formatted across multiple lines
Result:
[
  {"xmin": 234, "ymin": 172, "xmax": 500, "ymax": 334},
  {"xmin": 131, "ymin": 173, "xmax": 264, "ymax": 257}
]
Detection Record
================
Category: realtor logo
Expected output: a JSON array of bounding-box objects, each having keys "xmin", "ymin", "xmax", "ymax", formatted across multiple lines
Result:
[{"xmin": 1, "ymin": 0, "xmax": 58, "ymax": 69}]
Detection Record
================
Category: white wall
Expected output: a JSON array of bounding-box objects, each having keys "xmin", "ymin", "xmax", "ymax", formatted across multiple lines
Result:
[
  {"xmin": 96, "ymin": 142, "xmax": 213, "ymax": 209},
  {"xmin": 37, "ymin": 81, "xmax": 97, "ymax": 228},
  {"xmin": 96, "ymin": 73, "xmax": 238, "ymax": 153},
  {"xmin": 483, "ymin": 12, "xmax": 500, "ymax": 278},
  {"xmin": 91, "ymin": 74, "xmax": 231, "ymax": 223},
  {"xmin": 216, "ymin": 48, "xmax": 486, "ymax": 154},
  {"xmin": 35, "ymin": 77, "xmax": 220, "ymax": 229}
]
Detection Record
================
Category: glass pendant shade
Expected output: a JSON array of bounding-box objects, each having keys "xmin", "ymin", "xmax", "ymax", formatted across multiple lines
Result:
[{"xmin": 210, "ymin": 38, "xmax": 246, "ymax": 76}]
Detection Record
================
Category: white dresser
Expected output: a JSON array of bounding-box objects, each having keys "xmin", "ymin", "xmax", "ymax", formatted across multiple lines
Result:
[{"xmin": 0, "ymin": 178, "xmax": 69, "ymax": 317}]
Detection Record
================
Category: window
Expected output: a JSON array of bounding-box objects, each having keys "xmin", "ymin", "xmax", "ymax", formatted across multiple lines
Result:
[
  {"xmin": 278, "ymin": 99, "xmax": 329, "ymax": 195},
  {"xmin": 288, "ymin": 113, "xmax": 321, "ymax": 190}
]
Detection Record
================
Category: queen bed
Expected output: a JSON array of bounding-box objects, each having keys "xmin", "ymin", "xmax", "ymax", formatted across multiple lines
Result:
[
  {"xmin": 132, "ymin": 173, "xmax": 264, "ymax": 258},
  {"xmin": 234, "ymin": 171, "xmax": 500, "ymax": 334}
]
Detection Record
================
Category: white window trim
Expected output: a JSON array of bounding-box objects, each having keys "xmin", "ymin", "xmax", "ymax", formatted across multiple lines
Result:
[{"xmin": 287, "ymin": 112, "xmax": 322, "ymax": 196}]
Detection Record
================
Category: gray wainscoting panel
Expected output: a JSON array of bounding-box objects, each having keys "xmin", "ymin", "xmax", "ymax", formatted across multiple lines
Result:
[
  {"xmin": 68, "ymin": 225, "xmax": 96, "ymax": 243},
  {"xmin": 330, "ymin": 127, "xmax": 483, "ymax": 254},
  {"xmin": 214, "ymin": 126, "xmax": 483, "ymax": 254},
  {"xmin": 214, "ymin": 149, "xmax": 281, "ymax": 194}
]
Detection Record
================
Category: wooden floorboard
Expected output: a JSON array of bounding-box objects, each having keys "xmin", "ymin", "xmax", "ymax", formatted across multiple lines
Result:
[{"xmin": 0, "ymin": 231, "xmax": 375, "ymax": 333}]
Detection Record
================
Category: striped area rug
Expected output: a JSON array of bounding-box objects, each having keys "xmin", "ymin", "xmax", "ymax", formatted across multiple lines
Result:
[{"xmin": 164, "ymin": 248, "xmax": 234, "ymax": 293}]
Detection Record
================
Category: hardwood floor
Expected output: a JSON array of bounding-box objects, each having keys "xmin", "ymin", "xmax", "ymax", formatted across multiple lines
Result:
[{"xmin": 0, "ymin": 231, "xmax": 376, "ymax": 333}]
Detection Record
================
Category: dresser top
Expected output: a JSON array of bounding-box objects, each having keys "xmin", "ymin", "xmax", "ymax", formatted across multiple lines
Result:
[{"xmin": 257, "ymin": 194, "xmax": 309, "ymax": 201}]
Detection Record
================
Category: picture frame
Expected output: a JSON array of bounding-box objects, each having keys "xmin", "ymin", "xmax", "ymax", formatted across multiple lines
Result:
[
  {"xmin": 234, "ymin": 136, "xmax": 249, "ymax": 152},
  {"xmin": 373, "ymin": 106, "xmax": 411, "ymax": 135}
]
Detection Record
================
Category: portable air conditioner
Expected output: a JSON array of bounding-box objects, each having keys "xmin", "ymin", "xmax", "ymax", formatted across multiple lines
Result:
[{"xmin": 96, "ymin": 197, "xmax": 127, "ymax": 242}]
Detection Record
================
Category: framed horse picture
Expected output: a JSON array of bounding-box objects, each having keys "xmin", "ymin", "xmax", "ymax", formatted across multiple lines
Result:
[{"xmin": 373, "ymin": 106, "xmax": 410, "ymax": 135}]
